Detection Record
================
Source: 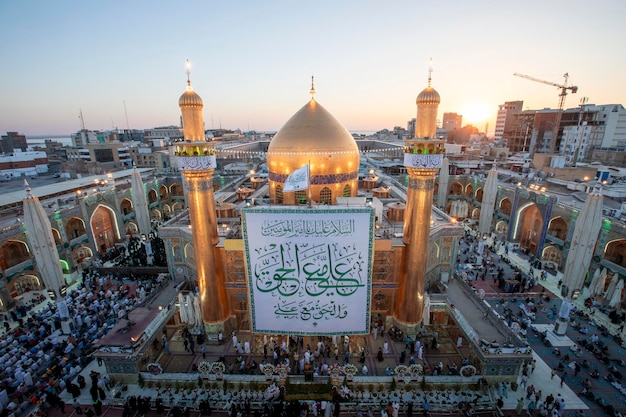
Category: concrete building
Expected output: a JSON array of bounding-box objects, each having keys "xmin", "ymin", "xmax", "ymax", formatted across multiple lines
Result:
[
  {"xmin": 494, "ymin": 100, "xmax": 523, "ymax": 141},
  {"xmin": 442, "ymin": 112, "xmax": 462, "ymax": 132},
  {"xmin": 0, "ymin": 132, "xmax": 27, "ymax": 154},
  {"xmin": 0, "ymin": 150, "xmax": 48, "ymax": 178}
]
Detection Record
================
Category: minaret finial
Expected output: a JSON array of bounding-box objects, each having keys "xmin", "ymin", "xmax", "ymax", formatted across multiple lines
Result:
[
  {"xmin": 186, "ymin": 59, "xmax": 192, "ymax": 89},
  {"xmin": 309, "ymin": 74, "xmax": 316, "ymax": 99},
  {"xmin": 24, "ymin": 179, "xmax": 33, "ymax": 198},
  {"xmin": 428, "ymin": 57, "xmax": 433, "ymax": 87}
]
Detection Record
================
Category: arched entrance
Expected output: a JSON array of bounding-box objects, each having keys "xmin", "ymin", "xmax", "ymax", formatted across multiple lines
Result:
[
  {"xmin": 465, "ymin": 184, "xmax": 474, "ymax": 198},
  {"xmin": 72, "ymin": 245, "xmax": 93, "ymax": 265},
  {"xmin": 66, "ymin": 217, "xmax": 86, "ymax": 239},
  {"xmin": 9, "ymin": 274, "xmax": 42, "ymax": 298},
  {"xmin": 120, "ymin": 198, "xmax": 133, "ymax": 215},
  {"xmin": 450, "ymin": 182, "xmax": 463, "ymax": 195},
  {"xmin": 542, "ymin": 245, "xmax": 563, "ymax": 268},
  {"xmin": 499, "ymin": 198, "xmax": 512, "ymax": 216},
  {"xmin": 547, "ymin": 217, "xmax": 568, "ymax": 240},
  {"xmin": 604, "ymin": 239, "xmax": 626, "ymax": 269},
  {"xmin": 170, "ymin": 183, "xmax": 184, "ymax": 196},
  {"xmin": 495, "ymin": 220, "xmax": 508, "ymax": 236},
  {"xmin": 0, "ymin": 240, "xmax": 30, "ymax": 271},
  {"xmin": 148, "ymin": 189, "xmax": 158, "ymax": 204},
  {"xmin": 90, "ymin": 205, "xmax": 120, "ymax": 254},
  {"xmin": 517, "ymin": 204, "xmax": 543, "ymax": 255},
  {"xmin": 475, "ymin": 188, "xmax": 484, "ymax": 203}
]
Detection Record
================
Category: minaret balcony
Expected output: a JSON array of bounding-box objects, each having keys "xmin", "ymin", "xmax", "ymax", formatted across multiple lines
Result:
[{"xmin": 403, "ymin": 139, "xmax": 445, "ymax": 169}]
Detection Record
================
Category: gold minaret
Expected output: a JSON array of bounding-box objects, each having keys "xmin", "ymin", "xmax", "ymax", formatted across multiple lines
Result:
[
  {"xmin": 415, "ymin": 58, "xmax": 440, "ymax": 139},
  {"xmin": 395, "ymin": 62, "xmax": 444, "ymax": 327},
  {"xmin": 176, "ymin": 60, "xmax": 229, "ymax": 329}
]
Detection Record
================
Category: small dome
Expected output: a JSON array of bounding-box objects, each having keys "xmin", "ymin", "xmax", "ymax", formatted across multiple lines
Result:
[
  {"xmin": 179, "ymin": 84, "xmax": 203, "ymax": 107},
  {"xmin": 416, "ymin": 86, "xmax": 440, "ymax": 105}
]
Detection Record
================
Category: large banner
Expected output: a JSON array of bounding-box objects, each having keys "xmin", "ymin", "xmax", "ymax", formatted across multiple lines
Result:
[{"xmin": 242, "ymin": 207, "xmax": 374, "ymax": 335}]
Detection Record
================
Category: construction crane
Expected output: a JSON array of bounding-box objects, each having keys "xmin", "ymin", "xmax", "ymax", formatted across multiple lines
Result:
[{"xmin": 513, "ymin": 72, "xmax": 578, "ymax": 153}]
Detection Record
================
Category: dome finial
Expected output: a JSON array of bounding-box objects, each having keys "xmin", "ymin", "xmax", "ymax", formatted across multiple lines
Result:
[
  {"xmin": 309, "ymin": 74, "xmax": 316, "ymax": 99},
  {"xmin": 428, "ymin": 57, "xmax": 433, "ymax": 87},
  {"xmin": 185, "ymin": 59, "xmax": 192, "ymax": 90}
]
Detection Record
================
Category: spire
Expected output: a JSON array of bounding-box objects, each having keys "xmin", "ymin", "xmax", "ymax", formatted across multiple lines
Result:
[
  {"xmin": 309, "ymin": 74, "xmax": 316, "ymax": 99},
  {"xmin": 24, "ymin": 179, "xmax": 33, "ymax": 198},
  {"xmin": 186, "ymin": 59, "xmax": 192, "ymax": 90},
  {"xmin": 427, "ymin": 57, "xmax": 433, "ymax": 87}
]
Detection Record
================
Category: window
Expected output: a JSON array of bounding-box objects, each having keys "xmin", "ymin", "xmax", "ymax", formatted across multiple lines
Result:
[
  {"xmin": 320, "ymin": 187, "xmax": 332, "ymax": 204},
  {"xmin": 275, "ymin": 185, "xmax": 283, "ymax": 204}
]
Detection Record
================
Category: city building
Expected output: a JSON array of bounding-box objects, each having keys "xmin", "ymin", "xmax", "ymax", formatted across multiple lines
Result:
[
  {"xmin": 494, "ymin": 100, "xmax": 523, "ymax": 141},
  {"xmin": 0, "ymin": 149, "xmax": 48, "ymax": 178},
  {"xmin": 0, "ymin": 131, "xmax": 27, "ymax": 154},
  {"xmin": 442, "ymin": 112, "xmax": 462, "ymax": 132}
]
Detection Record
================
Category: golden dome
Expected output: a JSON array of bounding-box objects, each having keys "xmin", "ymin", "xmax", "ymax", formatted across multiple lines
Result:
[
  {"xmin": 179, "ymin": 82, "xmax": 203, "ymax": 107},
  {"xmin": 268, "ymin": 98, "xmax": 358, "ymax": 154},
  {"xmin": 267, "ymin": 94, "xmax": 360, "ymax": 205},
  {"xmin": 416, "ymin": 85, "xmax": 440, "ymax": 105}
]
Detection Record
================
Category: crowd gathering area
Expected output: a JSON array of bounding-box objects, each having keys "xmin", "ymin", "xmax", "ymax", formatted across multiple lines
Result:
[{"xmin": 0, "ymin": 228, "xmax": 625, "ymax": 417}]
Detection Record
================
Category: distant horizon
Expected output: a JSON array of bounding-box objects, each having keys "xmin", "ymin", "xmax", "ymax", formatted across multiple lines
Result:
[{"xmin": 1, "ymin": 1, "xmax": 624, "ymax": 136}]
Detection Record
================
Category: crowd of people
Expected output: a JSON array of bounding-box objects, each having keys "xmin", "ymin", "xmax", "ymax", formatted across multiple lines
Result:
[{"xmin": 0, "ymin": 267, "xmax": 167, "ymax": 417}]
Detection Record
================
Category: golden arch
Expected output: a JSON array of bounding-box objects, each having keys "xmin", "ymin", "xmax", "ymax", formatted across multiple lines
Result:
[
  {"xmin": 475, "ymin": 187, "xmax": 484, "ymax": 203},
  {"xmin": 465, "ymin": 184, "xmax": 474, "ymax": 198}
]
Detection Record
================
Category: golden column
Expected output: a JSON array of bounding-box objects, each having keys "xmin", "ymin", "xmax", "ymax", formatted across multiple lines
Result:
[
  {"xmin": 176, "ymin": 61, "xmax": 229, "ymax": 328},
  {"xmin": 395, "ymin": 139, "xmax": 444, "ymax": 326}
]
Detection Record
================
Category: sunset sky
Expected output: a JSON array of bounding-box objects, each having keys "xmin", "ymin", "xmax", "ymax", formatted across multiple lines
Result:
[{"xmin": 1, "ymin": 0, "xmax": 625, "ymax": 136}]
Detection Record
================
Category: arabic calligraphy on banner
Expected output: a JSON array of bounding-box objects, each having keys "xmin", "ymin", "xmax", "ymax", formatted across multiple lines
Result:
[{"xmin": 242, "ymin": 207, "xmax": 374, "ymax": 335}]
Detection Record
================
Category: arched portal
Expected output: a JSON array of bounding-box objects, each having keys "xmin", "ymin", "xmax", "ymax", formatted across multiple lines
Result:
[
  {"xmin": 499, "ymin": 198, "xmax": 512, "ymax": 216},
  {"xmin": 170, "ymin": 183, "xmax": 184, "ymax": 196},
  {"xmin": 495, "ymin": 220, "xmax": 508, "ymax": 236},
  {"xmin": 450, "ymin": 182, "xmax": 463, "ymax": 195},
  {"xmin": 517, "ymin": 204, "xmax": 543, "ymax": 254},
  {"xmin": 90, "ymin": 205, "xmax": 120, "ymax": 254},
  {"xmin": 471, "ymin": 207, "xmax": 480, "ymax": 220},
  {"xmin": 51, "ymin": 229, "xmax": 61, "ymax": 246},
  {"xmin": 604, "ymin": 239, "xmax": 626, "ymax": 269},
  {"xmin": 184, "ymin": 243, "xmax": 194, "ymax": 264},
  {"xmin": 125, "ymin": 221, "xmax": 138, "ymax": 236},
  {"xmin": 475, "ymin": 188, "xmax": 484, "ymax": 203},
  {"xmin": 465, "ymin": 184, "xmax": 474, "ymax": 198},
  {"xmin": 9, "ymin": 274, "xmax": 42, "ymax": 298},
  {"xmin": 542, "ymin": 245, "xmax": 563, "ymax": 268},
  {"xmin": 66, "ymin": 217, "xmax": 86, "ymax": 239},
  {"xmin": 72, "ymin": 245, "xmax": 93, "ymax": 264},
  {"xmin": 0, "ymin": 240, "xmax": 30, "ymax": 270},
  {"xmin": 172, "ymin": 202, "xmax": 185, "ymax": 214},
  {"xmin": 159, "ymin": 184, "xmax": 168, "ymax": 199},
  {"xmin": 148, "ymin": 189, "xmax": 158, "ymax": 204},
  {"xmin": 151, "ymin": 208, "xmax": 162, "ymax": 221},
  {"xmin": 120, "ymin": 198, "xmax": 133, "ymax": 215},
  {"xmin": 547, "ymin": 217, "xmax": 568, "ymax": 241}
]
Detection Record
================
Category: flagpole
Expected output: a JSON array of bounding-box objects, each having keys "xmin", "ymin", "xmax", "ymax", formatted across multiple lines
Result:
[{"xmin": 307, "ymin": 160, "xmax": 312, "ymax": 207}]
